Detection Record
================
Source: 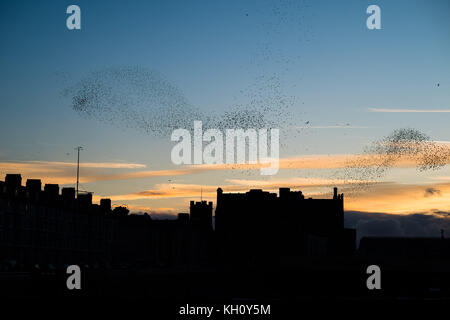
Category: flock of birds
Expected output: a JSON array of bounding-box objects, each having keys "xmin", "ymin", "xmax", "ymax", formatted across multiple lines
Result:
[
  {"xmin": 336, "ymin": 128, "xmax": 450, "ymax": 194},
  {"xmin": 60, "ymin": 1, "xmax": 446, "ymax": 195},
  {"xmin": 64, "ymin": 66, "xmax": 297, "ymax": 137}
]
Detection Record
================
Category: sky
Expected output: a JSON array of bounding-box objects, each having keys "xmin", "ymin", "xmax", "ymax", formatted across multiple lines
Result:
[{"xmin": 1, "ymin": 0, "xmax": 450, "ymax": 220}]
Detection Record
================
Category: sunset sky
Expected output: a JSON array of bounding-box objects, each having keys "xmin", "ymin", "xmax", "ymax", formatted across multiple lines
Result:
[{"xmin": 1, "ymin": 0, "xmax": 450, "ymax": 218}]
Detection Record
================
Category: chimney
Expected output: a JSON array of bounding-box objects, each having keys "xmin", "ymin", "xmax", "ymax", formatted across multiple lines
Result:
[
  {"xmin": 333, "ymin": 187, "xmax": 338, "ymax": 200},
  {"xmin": 26, "ymin": 179, "xmax": 42, "ymax": 200},
  {"xmin": 279, "ymin": 188, "xmax": 290, "ymax": 198},
  {"xmin": 44, "ymin": 184, "xmax": 59, "ymax": 198},
  {"xmin": 26, "ymin": 179, "xmax": 41, "ymax": 193},
  {"xmin": 217, "ymin": 187, "xmax": 223, "ymax": 205},
  {"xmin": 62, "ymin": 187, "xmax": 75, "ymax": 202},
  {"xmin": 5, "ymin": 174, "xmax": 22, "ymax": 190},
  {"xmin": 100, "ymin": 198, "xmax": 112, "ymax": 212}
]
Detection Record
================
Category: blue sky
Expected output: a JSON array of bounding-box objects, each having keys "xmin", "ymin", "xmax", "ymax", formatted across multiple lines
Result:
[{"xmin": 1, "ymin": 0, "xmax": 450, "ymax": 214}]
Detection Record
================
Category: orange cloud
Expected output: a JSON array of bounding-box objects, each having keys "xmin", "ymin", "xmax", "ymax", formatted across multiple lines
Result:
[
  {"xmin": 345, "ymin": 182, "xmax": 450, "ymax": 214},
  {"xmin": 100, "ymin": 184, "xmax": 233, "ymax": 201},
  {"xmin": 226, "ymin": 177, "xmax": 371, "ymax": 189},
  {"xmin": 98, "ymin": 176, "xmax": 371, "ymax": 202},
  {"xmin": 0, "ymin": 160, "xmax": 148, "ymax": 184},
  {"xmin": 3, "ymin": 150, "xmax": 450, "ymax": 186}
]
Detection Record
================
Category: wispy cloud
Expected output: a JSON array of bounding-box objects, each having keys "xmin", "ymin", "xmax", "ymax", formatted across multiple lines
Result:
[
  {"xmin": 0, "ymin": 160, "xmax": 147, "ymax": 184},
  {"xmin": 369, "ymin": 108, "xmax": 450, "ymax": 113},
  {"xmin": 294, "ymin": 125, "xmax": 370, "ymax": 129},
  {"xmin": 4, "ymin": 150, "xmax": 450, "ymax": 185},
  {"xmin": 97, "ymin": 184, "xmax": 243, "ymax": 201},
  {"xmin": 226, "ymin": 177, "xmax": 370, "ymax": 188},
  {"xmin": 345, "ymin": 181, "xmax": 450, "ymax": 214},
  {"xmin": 429, "ymin": 176, "xmax": 450, "ymax": 181},
  {"xmin": 98, "ymin": 177, "xmax": 372, "ymax": 202}
]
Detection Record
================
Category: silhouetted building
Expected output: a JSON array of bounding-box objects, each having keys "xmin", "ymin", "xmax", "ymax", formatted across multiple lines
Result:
[
  {"xmin": 100, "ymin": 198, "xmax": 111, "ymax": 212},
  {"xmin": 77, "ymin": 192, "xmax": 92, "ymax": 207},
  {"xmin": 44, "ymin": 183, "xmax": 59, "ymax": 197},
  {"xmin": 3, "ymin": 173, "xmax": 450, "ymax": 299},
  {"xmin": 61, "ymin": 187, "xmax": 75, "ymax": 206},
  {"xmin": 112, "ymin": 212, "xmax": 152, "ymax": 264},
  {"xmin": 177, "ymin": 213, "xmax": 189, "ymax": 223},
  {"xmin": 5, "ymin": 174, "xmax": 21, "ymax": 191},
  {"xmin": 190, "ymin": 200, "xmax": 213, "ymax": 229},
  {"xmin": 215, "ymin": 187, "xmax": 355, "ymax": 267},
  {"xmin": 0, "ymin": 174, "xmax": 116, "ymax": 269},
  {"xmin": 148, "ymin": 217, "xmax": 193, "ymax": 267},
  {"xmin": 26, "ymin": 179, "xmax": 41, "ymax": 194},
  {"xmin": 190, "ymin": 201, "xmax": 214, "ymax": 265},
  {"xmin": 1, "ymin": 174, "xmax": 353, "ymax": 273}
]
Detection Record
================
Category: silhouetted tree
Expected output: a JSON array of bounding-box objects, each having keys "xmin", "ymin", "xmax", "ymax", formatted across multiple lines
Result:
[{"xmin": 113, "ymin": 206, "xmax": 129, "ymax": 217}]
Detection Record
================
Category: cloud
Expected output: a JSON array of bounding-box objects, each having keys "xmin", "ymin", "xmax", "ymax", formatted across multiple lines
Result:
[
  {"xmin": 97, "ymin": 184, "xmax": 246, "ymax": 201},
  {"xmin": 97, "ymin": 176, "xmax": 373, "ymax": 203},
  {"xmin": 0, "ymin": 155, "xmax": 382, "ymax": 186},
  {"xmin": 428, "ymin": 176, "xmax": 450, "ymax": 181},
  {"xmin": 88, "ymin": 168, "xmax": 200, "ymax": 182},
  {"xmin": 344, "ymin": 181, "xmax": 450, "ymax": 214},
  {"xmin": 226, "ymin": 177, "xmax": 372, "ymax": 189},
  {"xmin": 29, "ymin": 161, "xmax": 146, "ymax": 169},
  {"xmin": 430, "ymin": 210, "xmax": 450, "ymax": 217},
  {"xmin": 294, "ymin": 125, "xmax": 370, "ymax": 129},
  {"xmin": 6, "ymin": 158, "xmax": 450, "ymax": 217},
  {"xmin": 0, "ymin": 160, "xmax": 147, "ymax": 184},
  {"xmin": 3, "ymin": 148, "xmax": 450, "ymax": 186},
  {"xmin": 369, "ymin": 108, "xmax": 450, "ymax": 113},
  {"xmin": 345, "ymin": 211, "xmax": 450, "ymax": 245},
  {"xmin": 0, "ymin": 161, "xmax": 146, "ymax": 169},
  {"xmin": 424, "ymin": 187, "xmax": 441, "ymax": 197}
]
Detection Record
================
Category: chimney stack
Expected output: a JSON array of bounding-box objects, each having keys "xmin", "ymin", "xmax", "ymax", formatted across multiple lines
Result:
[{"xmin": 5, "ymin": 174, "xmax": 22, "ymax": 191}]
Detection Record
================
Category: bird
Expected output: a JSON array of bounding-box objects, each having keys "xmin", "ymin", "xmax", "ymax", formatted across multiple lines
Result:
[{"xmin": 437, "ymin": 83, "xmax": 440, "ymax": 87}]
